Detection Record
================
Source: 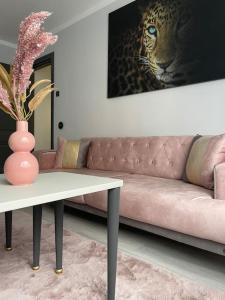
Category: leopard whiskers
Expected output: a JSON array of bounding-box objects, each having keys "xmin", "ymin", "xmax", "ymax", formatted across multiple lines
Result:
[
  {"xmin": 149, "ymin": 63, "xmax": 157, "ymax": 71},
  {"xmin": 134, "ymin": 55, "xmax": 158, "ymax": 76},
  {"xmin": 137, "ymin": 56, "xmax": 157, "ymax": 71},
  {"xmin": 136, "ymin": 55, "xmax": 150, "ymax": 66}
]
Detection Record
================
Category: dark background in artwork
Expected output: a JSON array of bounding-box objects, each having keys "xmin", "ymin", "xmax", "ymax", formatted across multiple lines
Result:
[
  {"xmin": 108, "ymin": 0, "xmax": 225, "ymax": 98},
  {"xmin": 109, "ymin": 2, "xmax": 139, "ymax": 38}
]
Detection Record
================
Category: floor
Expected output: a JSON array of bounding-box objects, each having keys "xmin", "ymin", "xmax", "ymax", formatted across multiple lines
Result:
[{"xmin": 23, "ymin": 205, "xmax": 225, "ymax": 292}]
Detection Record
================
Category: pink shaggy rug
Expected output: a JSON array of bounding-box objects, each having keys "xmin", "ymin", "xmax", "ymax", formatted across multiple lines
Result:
[{"xmin": 0, "ymin": 211, "xmax": 224, "ymax": 300}]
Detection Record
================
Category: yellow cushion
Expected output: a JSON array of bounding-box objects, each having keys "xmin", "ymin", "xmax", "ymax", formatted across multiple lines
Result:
[{"xmin": 62, "ymin": 140, "xmax": 80, "ymax": 168}]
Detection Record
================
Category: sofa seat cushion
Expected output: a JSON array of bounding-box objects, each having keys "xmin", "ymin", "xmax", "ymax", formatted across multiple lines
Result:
[
  {"xmin": 84, "ymin": 175, "xmax": 225, "ymax": 244},
  {"xmin": 67, "ymin": 168, "xmax": 130, "ymax": 205},
  {"xmin": 70, "ymin": 168, "xmax": 129, "ymax": 204},
  {"xmin": 63, "ymin": 168, "xmax": 129, "ymax": 178}
]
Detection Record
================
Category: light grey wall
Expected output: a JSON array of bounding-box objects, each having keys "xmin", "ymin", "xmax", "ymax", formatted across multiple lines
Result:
[
  {"xmin": 53, "ymin": 0, "xmax": 225, "ymax": 143},
  {"xmin": 0, "ymin": 43, "xmax": 15, "ymax": 64}
]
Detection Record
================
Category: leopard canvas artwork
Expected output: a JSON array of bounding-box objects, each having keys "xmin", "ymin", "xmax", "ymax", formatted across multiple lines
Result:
[{"xmin": 108, "ymin": 0, "xmax": 225, "ymax": 98}]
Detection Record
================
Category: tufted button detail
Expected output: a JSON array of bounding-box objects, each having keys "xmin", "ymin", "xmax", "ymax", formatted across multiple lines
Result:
[{"xmin": 89, "ymin": 137, "xmax": 191, "ymax": 177}]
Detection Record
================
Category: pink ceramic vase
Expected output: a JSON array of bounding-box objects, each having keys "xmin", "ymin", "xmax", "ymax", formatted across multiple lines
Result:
[{"xmin": 4, "ymin": 121, "xmax": 39, "ymax": 185}]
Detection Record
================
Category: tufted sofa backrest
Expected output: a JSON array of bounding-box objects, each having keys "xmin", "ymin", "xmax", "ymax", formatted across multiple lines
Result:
[{"xmin": 87, "ymin": 136, "xmax": 194, "ymax": 180}]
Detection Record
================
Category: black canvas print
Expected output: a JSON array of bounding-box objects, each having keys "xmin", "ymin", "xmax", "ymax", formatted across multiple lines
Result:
[{"xmin": 108, "ymin": 0, "xmax": 225, "ymax": 98}]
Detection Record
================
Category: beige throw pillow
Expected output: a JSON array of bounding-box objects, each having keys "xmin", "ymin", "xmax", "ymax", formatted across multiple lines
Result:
[
  {"xmin": 185, "ymin": 134, "xmax": 225, "ymax": 189},
  {"xmin": 55, "ymin": 136, "xmax": 90, "ymax": 169}
]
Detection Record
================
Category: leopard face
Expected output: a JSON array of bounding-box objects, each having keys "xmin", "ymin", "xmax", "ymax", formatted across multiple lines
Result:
[
  {"xmin": 139, "ymin": 0, "xmax": 197, "ymax": 87},
  {"xmin": 108, "ymin": 0, "xmax": 203, "ymax": 97}
]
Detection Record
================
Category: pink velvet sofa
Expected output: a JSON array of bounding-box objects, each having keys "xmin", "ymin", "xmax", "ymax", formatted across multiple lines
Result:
[{"xmin": 36, "ymin": 136, "xmax": 225, "ymax": 256}]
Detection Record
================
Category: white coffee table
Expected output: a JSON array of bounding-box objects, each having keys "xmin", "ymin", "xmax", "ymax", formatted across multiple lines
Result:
[{"xmin": 0, "ymin": 172, "xmax": 123, "ymax": 300}]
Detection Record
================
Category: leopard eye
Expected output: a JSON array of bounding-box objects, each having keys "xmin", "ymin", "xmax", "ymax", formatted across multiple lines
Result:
[{"xmin": 147, "ymin": 25, "xmax": 157, "ymax": 37}]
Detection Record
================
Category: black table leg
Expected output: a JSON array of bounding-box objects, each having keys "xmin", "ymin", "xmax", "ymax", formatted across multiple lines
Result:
[
  {"xmin": 54, "ymin": 200, "xmax": 64, "ymax": 274},
  {"xmin": 5, "ymin": 211, "xmax": 12, "ymax": 251},
  {"xmin": 107, "ymin": 188, "xmax": 120, "ymax": 300},
  {"xmin": 32, "ymin": 205, "xmax": 42, "ymax": 270}
]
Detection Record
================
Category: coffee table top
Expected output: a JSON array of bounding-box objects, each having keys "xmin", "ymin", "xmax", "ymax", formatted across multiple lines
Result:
[{"xmin": 0, "ymin": 172, "xmax": 123, "ymax": 213}]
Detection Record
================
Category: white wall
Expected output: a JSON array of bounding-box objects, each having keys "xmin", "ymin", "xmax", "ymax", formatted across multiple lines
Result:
[
  {"xmin": 54, "ymin": 0, "xmax": 225, "ymax": 143},
  {"xmin": 0, "ymin": 43, "xmax": 15, "ymax": 64}
]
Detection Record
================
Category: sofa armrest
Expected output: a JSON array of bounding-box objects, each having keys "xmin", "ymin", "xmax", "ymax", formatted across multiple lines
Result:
[
  {"xmin": 33, "ymin": 150, "xmax": 56, "ymax": 170},
  {"xmin": 214, "ymin": 162, "xmax": 225, "ymax": 200}
]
